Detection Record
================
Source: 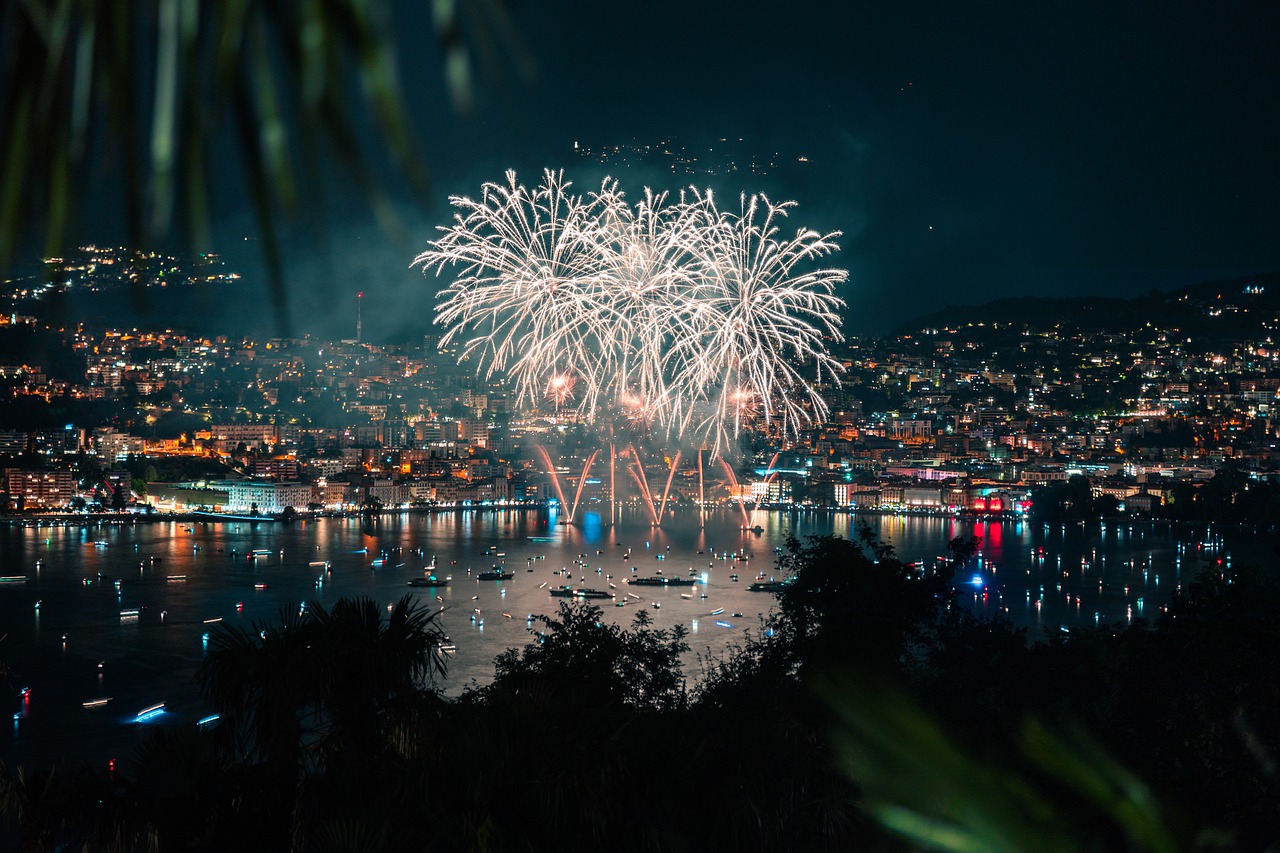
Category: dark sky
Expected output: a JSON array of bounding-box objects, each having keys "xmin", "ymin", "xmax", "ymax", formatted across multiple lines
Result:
[{"xmin": 235, "ymin": 0, "xmax": 1280, "ymax": 338}]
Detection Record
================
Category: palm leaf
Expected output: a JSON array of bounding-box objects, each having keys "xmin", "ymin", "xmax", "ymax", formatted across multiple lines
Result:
[
  {"xmin": 0, "ymin": 1, "xmax": 523, "ymax": 329},
  {"xmin": 817, "ymin": 671, "xmax": 1183, "ymax": 852}
]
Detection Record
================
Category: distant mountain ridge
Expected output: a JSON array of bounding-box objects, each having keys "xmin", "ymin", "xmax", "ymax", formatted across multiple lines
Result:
[{"xmin": 896, "ymin": 271, "xmax": 1280, "ymax": 338}]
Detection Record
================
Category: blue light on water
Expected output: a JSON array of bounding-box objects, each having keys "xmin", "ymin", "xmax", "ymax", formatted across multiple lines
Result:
[{"xmin": 971, "ymin": 574, "xmax": 984, "ymax": 586}]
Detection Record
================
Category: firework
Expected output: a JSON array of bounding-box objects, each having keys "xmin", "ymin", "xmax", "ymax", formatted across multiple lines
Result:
[
  {"xmin": 668, "ymin": 190, "xmax": 847, "ymax": 453},
  {"xmin": 416, "ymin": 170, "xmax": 606, "ymax": 409},
  {"xmin": 413, "ymin": 171, "xmax": 847, "ymax": 456}
]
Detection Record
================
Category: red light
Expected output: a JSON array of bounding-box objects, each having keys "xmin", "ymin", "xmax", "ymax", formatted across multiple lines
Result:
[
  {"xmin": 988, "ymin": 498, "xmax": 1004, "ymax": 512},
  {"xmin": 972, "ymin": 497, "xmax": 987, "ymax": 511}
]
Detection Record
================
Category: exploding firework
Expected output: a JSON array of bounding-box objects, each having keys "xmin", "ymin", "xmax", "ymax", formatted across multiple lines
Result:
[
  {"xmin": 418, "ymin": 170, "xmax": 607, "ymax": 409},
  {"xmin": 667, "ymin": 189, "xmax": 847, "ymax": 452},
  {"xmin": 413, "ymin": 170, "xmax": 847, "ymax": 456},
  {"xmin": 545, "ymin": 372, "xmax": 577, "ymax": 408}
]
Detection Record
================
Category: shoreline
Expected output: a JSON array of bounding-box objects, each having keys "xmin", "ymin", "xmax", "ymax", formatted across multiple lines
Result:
[{"xmin": 2, "ymin": 504, "xmax": 1260, "ymax": 534}]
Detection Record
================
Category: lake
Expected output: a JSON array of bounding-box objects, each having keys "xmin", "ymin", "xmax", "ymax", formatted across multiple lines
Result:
[{"xmin": 0, "ymin": 506, "xmax": 1268, "ymax": 769}]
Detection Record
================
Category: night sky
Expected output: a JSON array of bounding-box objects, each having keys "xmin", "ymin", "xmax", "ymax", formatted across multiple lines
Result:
[{"xmin": 160, "ymin": 2, "xmax": 1280, "ymax": 337}]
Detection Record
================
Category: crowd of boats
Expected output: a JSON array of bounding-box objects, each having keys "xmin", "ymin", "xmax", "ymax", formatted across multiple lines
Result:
[{"xmin": 393, "ymin": 537, "xmax": 789, "ymax": 617}]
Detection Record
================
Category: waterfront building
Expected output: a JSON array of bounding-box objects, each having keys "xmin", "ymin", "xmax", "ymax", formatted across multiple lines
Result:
[
  {"xmin": 144, "ymin": 483, "xmax": 231, "ymax": 513},
  {"xmin": 4, "ymin": 468, "xmax": 76, "ymax": 508},
  {"xmin": 215, "ymin": 480, "xmax": 314, "ymax": 514}
]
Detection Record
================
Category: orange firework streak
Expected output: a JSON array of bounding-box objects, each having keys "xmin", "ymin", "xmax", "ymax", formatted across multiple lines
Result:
[
  {"xmin": 568, "ymin": 450, "xmax": 598, "ymax": 523},
  {"xmin": 697, "ymin": 449, "xmax": 705, "ymax": 528},
  {"xmin": 657, "ymin": 449, "xmax": 681, "ymax": 521},
  {"xmin": 627, "ymin": 444, "xmax": 660, "ymax": 525},
  {"xmin": 719, "ymin": 458, "xmax": 751, "ymax": 527},
  {"xmin": 534, "ymin": 445, "xmax": 569, "ymax": 511}
]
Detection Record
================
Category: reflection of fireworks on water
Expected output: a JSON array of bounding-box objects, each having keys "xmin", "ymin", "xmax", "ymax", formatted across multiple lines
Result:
[{"xmin": 414, "ymin": 170, "xmax": 847, "ymax": 455}]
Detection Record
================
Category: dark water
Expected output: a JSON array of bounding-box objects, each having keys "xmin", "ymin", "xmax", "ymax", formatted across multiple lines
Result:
[{"xmin": 1, "ymin": 507, "xmax": 1271, "ymax": 769}]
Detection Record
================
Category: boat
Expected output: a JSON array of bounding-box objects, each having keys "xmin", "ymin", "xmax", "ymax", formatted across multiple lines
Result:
[
  {"xmin": 744, "ymin": 525, "xmax": 764, "ymax": 534},
  {"xmin": 748, "ymin": 580, "xmax": 789, "ymax": 593},
  {"xmin": 477, "ymin": 569, "xmax": 514, "ymax": 581},
  {"xmin": 134, "ymin": 702, "xmax": 166, "ymax": 722},
  {"xmin": 528, "ymin": 536, "xmax": 556, "ymax": 542},
  {"xmin": 407, "ymin": 576, "xmax": 450, "ymax": 587},
  {"xmin": 548, "ymin": 585, "xmax": 614, "ymax": 599},
  {"xmin": 628, "ymin": 575, "xmax": 696, "ymax": 586}
]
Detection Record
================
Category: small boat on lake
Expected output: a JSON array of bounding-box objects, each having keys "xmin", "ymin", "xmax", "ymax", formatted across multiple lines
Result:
[
  {"xmin": 408, "ymin": 576, "xmax": 450, "ymax": 587},
  {"xmin": 477, "ymin": 569, "xmax": 514, "ymax": 581},
  {"xmin": 549, "ymin": 585, "xmax": 614, "ymax": 599},
  {"xmin": 628, "ymin": 575, "xmax": 696, "ymax": 586}
]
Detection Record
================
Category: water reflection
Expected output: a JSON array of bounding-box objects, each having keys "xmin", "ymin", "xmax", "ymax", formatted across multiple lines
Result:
[{"xmin": 0, "ymin": 510, "xmax": 1268, "ymax": 769}]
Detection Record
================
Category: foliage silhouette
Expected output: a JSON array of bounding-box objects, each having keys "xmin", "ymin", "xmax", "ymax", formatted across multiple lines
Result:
[{"xmin": 3, "ymin": 535, "xmax": 1279, "ymax": 850}]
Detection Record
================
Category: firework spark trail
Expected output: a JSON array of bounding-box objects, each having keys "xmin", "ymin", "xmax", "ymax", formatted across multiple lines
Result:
[
  {"xmin": 534, "ymin": 445, "xmax": 569, "ymax": 510},
  {"xmin": 591, "ymin": 183, "xmax": 699, "ymax": 424},
  {"xmin": 657, "ymin": 449, "xmax": 681, "ymax": 520},
  {"xmin": 421, "ymin": 170, "xmax": 607, "ymax": 410},
  {"xmin": 609, "ymin": 442, "xmax": 617, "ymax": 526},
  {"xmin": 719, "ymin": 458, "xmax": 752, "ymax": 528},
  {"xmin": 569, "ymin": 449, "xmax": 599, "ymax": 523},
  {"xmin": 627, "ymin": 444, "xmax": 660, "ymax": 525},
  {"xmin": 669, "ymin": 190, "xmax": 847, "ymax": 455},
  {"xmin": 626, "ymin": 467, "xmax": 658, "ymax": 525},
  {"xmin": 415, "ymin": 171, "xmax": 847, "ymax": 457}
]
